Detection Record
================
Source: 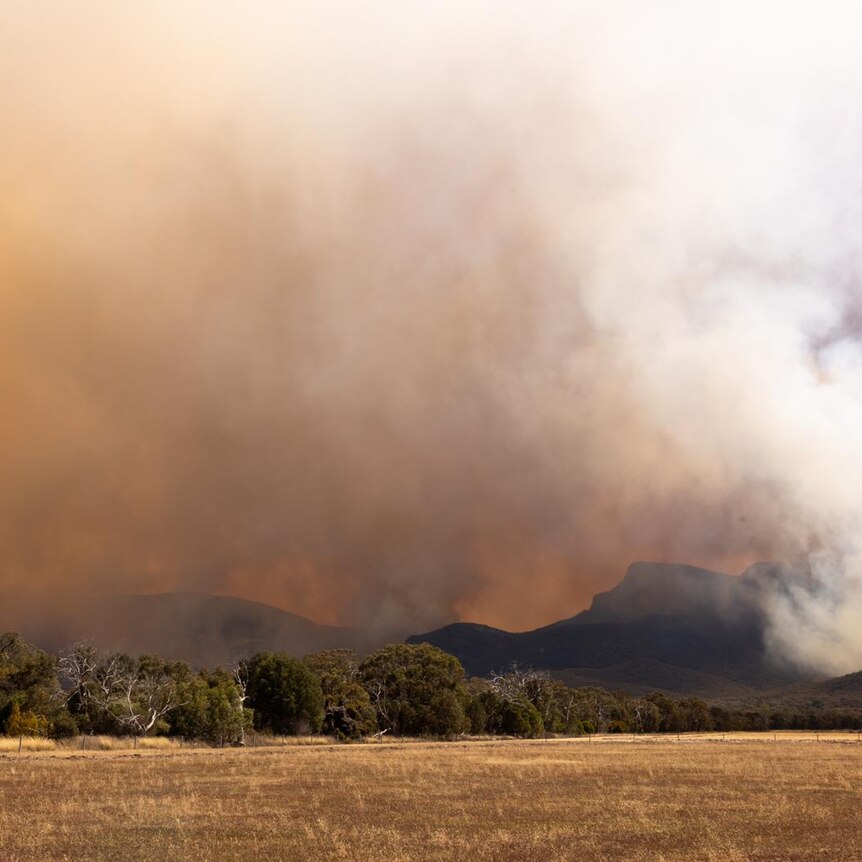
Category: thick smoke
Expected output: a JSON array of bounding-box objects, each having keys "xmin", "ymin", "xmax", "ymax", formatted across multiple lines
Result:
[{"xmin": 2, "ymin": 3, "xmax": 862, "ymax": 668}]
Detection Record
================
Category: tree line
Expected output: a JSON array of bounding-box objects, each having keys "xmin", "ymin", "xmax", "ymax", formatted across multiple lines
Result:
[{"xmin": 1, "ymin": 632, "xmax": 859, "ymax": 743}]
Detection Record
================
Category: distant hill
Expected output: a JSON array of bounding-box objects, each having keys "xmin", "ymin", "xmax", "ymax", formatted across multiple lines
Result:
[
  {"xmin": 5, "ymin": 560, "xmax": 851, "ymax": 702},
  {"xmin": 562, "ymin": 562, "xmax": 763, "ymax": 626},
  {"xmin": 407, "ymin": 561, "xmax": 813, "ymax": 698},
  {"xmin": 2, "ymin": 592, "xmax": 372, "ymax": 667},
  {"xmin": 814, "ymin": 669, "xmax": 862, "ymax": 698},
  {"xmin": 736, "ymin": 669, "xmax": 862, "ymax": 712}
]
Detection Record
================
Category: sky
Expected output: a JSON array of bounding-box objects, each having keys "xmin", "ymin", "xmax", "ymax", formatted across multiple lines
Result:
[{"xmin": 2, "ymin": 2, "xmax": 862, "ymax": 670}]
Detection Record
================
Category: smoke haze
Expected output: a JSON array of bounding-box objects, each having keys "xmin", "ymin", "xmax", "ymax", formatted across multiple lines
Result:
[{"xmin": 2, "ymin": 2, "xmax": 862, "ymax": 671}]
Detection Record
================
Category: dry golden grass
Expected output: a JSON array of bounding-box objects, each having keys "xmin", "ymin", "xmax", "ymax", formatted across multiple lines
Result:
[
  {"xmin": 0, "ymin": 734, "xmax": 859, "ymax": 861},
  {"xmin": 0, "ymin": 733, "xmax": 338, "ymax": 754},
  {"xmin": 0, "ymin": 735, "xmax": 180, "ymax": 753},
  {"xmin": 0, "ymin": 737, "xmax": 56, "ymax": 753}
]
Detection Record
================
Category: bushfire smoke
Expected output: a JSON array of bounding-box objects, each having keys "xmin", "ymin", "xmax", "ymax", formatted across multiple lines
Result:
[{"xmin": 2, "ymin": 3, "xmax": 862, "ymax": 671}]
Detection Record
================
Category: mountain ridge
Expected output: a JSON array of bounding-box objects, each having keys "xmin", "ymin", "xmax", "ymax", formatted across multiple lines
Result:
[
  {"xmin": 4, "ymin": 560, "xmax": 853, "ymax": 705},
  {"xmin": 406, "ymin": 560, "xmax": 816, "ymax": 698},
  {"xmin": 0, "ymin": 591, "xmax": 372, "ymax": 668}
]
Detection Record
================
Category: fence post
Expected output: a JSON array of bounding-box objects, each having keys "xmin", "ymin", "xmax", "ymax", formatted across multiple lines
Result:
[{"xmin": 18, "ymin": 735, "xmax": 22, "ymax": 754}]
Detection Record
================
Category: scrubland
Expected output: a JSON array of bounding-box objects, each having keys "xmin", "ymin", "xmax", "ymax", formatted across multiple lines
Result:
[{"xmin": 0, "ymin": 734, "xmax": 859, "ymax": 861}]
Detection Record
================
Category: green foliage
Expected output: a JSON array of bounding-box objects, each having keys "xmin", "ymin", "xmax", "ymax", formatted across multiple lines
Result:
[
  {"xmin": 531, "ymin": 679, "xmax": 578, "ymax": 734},
  {"xmin": 678, "ymin": 697, "xmax": 713, "ymax": 732},
  {"xmin": 474, "ymin": 688, "xmax": 504, "ymax": 734},
  {"xmin": 464, "ymin": 681, "xmax": 489, "ymax": 734},
  {"xmin": 0, "ymin": 633, "xmax": 58, "ymax": 711},
  {"xmin": 632, "ymin": 699, "xmax": 662, "ymax": 733},
  {"xmin": 359, "ymin": 643, "xmax": 469, "ymax": 736},
  {"xmin": 499, "ymin": 701, "xmax": 544, "ymax": 737},
  {"xmin": 475, "ymin": 669, "xmax": 551, "ymax": 737},
  {"xmin": 1, "ymin": 630, "xmax": 857, "ymax": 744},
  {"xmin": 645, "ymin": 692, "xmax": 685, "ymax": 732},
  {"xmin": 244, "ymin": 653, "xmax": 324, "ymax": 735},
  {"xmin": 569, "ymin": 687, "xmax": 632, "ymax": 734},
  {"xmin": 170, "ymin": 669, "xmax": 247, "ymax": 745},
  {"xmin": 0, "ymin": 632, "xmax": 64, "ymax": 735},
  {"xmin": 49, "ymin": 711, "xmax": 79, "ymax": 738},
  {"xmin": 303, "ymin": 650, "xmax": 376, "ymax": 739}
]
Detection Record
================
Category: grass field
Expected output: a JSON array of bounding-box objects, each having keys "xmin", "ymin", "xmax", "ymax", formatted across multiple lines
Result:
[{"xmin": 1, "ymin": 734, "xmax": 859, "ymax": 861}]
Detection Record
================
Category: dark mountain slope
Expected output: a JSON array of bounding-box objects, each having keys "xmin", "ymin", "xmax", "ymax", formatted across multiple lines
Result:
[
  {"xmin": 408, "ymin": 561, "xmax": 810, "ymax": 697},
  {"xmin": 553, "ymin": 659, "xmax": 761, "ymax": 699},
  {"xmin": 741, "ymin": 669, "xmax": 862, "ymax": 711},
  {"xmin": 561, "ymin": 562, "xmax": 762, "ymax": 626}
]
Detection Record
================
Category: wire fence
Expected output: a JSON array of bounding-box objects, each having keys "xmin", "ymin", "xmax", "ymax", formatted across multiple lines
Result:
[{"xmin": 2, "ymin": 728, "xmax": 862, "ymax": 755}]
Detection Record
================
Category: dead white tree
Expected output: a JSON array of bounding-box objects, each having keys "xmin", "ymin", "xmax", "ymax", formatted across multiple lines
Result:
[
  {"xmin": 58, "ymin": 645, "xmax": 181, "ymax": 736},
  {"xmin": 233, "ymin": 661, "xmax": 251, "ymax": 745},
  {"xmin": 57, "ymin": 642, "xmax": 104, "ymax": 725},
  {"xmin": 489, "ymin": 663, "xmax": 549, "ymax": 706},
  {"xmin": 363, "ymin": 677, "xmax": 395, "ymax": 733},
  {"xmin": 112, "ymin": 657, "xmax": 180, "ymax": 736}
]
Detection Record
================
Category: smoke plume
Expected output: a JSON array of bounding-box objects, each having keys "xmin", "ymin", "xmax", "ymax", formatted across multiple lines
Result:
[{"xmin": 2, "ymin": 2, "xmax": 862, "ymax": 669}]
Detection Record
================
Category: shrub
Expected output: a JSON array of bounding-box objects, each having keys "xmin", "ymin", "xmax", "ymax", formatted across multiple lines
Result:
[
  {"xmin": 499, "ymin": 702, "xmax": 544, "ymax": 738},
  {"xmin": 4, "ymin": 701, "xmax": 50, "ymax": 737},
  {"xmin": 244, "ymin": 653, "xmax": 324, "ymax": 735}
]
